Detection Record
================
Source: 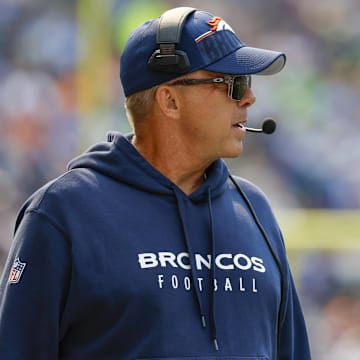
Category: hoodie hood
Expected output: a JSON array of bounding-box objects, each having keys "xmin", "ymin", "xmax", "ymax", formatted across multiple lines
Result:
[{"xmin": 68, "ymin": 132, "xmax": 230, "ymax": 201}]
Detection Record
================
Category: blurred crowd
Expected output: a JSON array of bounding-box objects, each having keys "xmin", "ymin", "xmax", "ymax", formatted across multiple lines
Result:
[{"xmin": 0, "ymin": 0, "xmax": 359, "ymax": 358}]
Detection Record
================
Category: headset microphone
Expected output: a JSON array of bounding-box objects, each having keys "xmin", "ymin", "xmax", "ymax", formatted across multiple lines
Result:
[{"xmin": 245, "ymin": 118, "xmax": 276, "ymax": 134}]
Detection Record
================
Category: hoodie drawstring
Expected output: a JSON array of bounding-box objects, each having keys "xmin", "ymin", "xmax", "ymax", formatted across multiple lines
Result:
[
  {"xmin": 173, "ymin": 187, "xmax": 219, "ymax": 351},
  {"xmin": 173, "ymin": 188, "xmax": 207, "ymax": 331},
  {"xmin": 207, "ymin": 188, "xmax": 219, "ymax": 351}
]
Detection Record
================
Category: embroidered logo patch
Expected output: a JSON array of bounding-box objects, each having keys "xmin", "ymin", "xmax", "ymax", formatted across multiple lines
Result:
[
  {"xmin": 195, "ymin": 16, "xmax": 236, "ymax": 44},
  {"xmin": 8, "ymin": 257, "xmax": 27, "ymax": 284}
]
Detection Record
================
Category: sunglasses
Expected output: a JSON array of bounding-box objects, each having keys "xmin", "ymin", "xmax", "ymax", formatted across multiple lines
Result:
[{"xmin": 168, "ymin": 75, "xmax": 251, "ymax": 101}]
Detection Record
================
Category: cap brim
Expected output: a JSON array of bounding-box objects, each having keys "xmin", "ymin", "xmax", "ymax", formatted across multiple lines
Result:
[{"xmin": 205, "ymin": 46, "xmax": 286, "ymax": 75}]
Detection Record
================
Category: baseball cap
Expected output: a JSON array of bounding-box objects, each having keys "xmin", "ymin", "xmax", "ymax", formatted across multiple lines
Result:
[{"xmin": 120, "ymin": 7, "xmax": 286, "ymax": 97}]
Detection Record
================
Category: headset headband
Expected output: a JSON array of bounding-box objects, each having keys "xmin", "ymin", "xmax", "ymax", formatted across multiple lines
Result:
[{"xmin": 148, "ymin": 7, "xmax": 196, "ymax": 73}]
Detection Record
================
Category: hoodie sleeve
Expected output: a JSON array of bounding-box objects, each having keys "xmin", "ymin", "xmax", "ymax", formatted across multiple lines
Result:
[
  {"xmin": 0, "ymin": 209, "xmax": 70, "ymax": 359},
  {"xmin": 278, "ymin": 267, "xmax": 312, "ymax": 360}
]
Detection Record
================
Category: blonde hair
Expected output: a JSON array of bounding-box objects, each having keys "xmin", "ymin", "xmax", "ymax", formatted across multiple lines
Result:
[{"xmin": 124, "ymin": 86, "xmax": 159, "ymax": 128}]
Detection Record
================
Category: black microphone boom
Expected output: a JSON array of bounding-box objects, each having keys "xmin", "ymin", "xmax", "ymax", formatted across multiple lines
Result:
[{"xmin": 245, "ymin": 118, "xmax": 276, "ymax": 134}]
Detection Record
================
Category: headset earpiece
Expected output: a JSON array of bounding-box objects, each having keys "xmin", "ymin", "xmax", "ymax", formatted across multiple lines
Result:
[{"xmin": 148, "ymin": 7, "xmax": 196, "ymax": 73}]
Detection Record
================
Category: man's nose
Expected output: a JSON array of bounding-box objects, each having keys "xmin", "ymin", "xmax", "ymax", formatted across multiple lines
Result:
[{"xmin": 237, "ymin": 87, "xmax": 256, "ymax": 108}]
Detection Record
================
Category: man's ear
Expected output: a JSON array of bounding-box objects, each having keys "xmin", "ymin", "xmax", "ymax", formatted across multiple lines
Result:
[{"xmin": 155, "ymin": 85, "xmax": 181, "ymax": 119}]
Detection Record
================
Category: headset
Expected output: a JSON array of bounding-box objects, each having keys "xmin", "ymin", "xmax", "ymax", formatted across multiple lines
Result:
[{"xmin": 148, "ymin": 7, "xmax": 196, "ymax": 73}]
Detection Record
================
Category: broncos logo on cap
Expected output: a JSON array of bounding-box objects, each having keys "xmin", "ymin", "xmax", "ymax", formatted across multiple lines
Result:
[{"xmin": 195, "ymin": 16, "xmax": 236, "ymax": 44}]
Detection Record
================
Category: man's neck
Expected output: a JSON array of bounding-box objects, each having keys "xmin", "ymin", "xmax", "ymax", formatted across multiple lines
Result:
[{"xmin": 131, "ymin": 134, "xmax": 210, "ymax": 195}]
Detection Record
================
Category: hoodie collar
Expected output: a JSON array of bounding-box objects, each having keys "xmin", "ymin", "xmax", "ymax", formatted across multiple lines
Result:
[{"xmin": 68, "ymin": 132, "xmax": 230, "ymax": 202}]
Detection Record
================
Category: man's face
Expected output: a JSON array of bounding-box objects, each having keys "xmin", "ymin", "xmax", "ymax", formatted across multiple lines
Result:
[{"xmin": 172, "ymin": 70, "xmax": 256, "ymax": 162}]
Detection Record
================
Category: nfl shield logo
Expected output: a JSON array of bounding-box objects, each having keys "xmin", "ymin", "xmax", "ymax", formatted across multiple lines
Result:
[{"xmin": 8, "ymin": 257, "xmax": 27, "ymax": 284}]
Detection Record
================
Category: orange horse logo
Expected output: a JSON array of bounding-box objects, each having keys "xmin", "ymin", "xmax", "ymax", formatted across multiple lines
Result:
[
  {"xmin": 196, "ymin": 16, "xmax": 235, "ymax": 43},
  {"xmin": 208, "ymin": 17, "xmax": 224, "ymax": 31}
]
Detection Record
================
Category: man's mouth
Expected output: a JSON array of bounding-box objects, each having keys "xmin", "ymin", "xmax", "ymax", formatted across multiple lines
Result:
[{"xmin": 232, "ymin": 122, "xmax": 245, "ymax": 128}]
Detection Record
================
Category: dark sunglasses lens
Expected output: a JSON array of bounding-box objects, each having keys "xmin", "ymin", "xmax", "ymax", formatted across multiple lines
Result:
[{"xmin": 232, "ymin": 76, "xmax": 251, "ymax": 100}]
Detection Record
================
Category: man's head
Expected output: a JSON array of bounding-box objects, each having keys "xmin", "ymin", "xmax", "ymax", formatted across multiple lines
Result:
[{"xmin": 120, "ymin": 7, "xmax": 286, "ymax": 98}]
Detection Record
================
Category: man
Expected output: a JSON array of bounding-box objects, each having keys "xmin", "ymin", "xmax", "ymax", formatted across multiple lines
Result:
[{"xmin": 0, "ymin": 7, "xmax": 311, "ymax": 359}]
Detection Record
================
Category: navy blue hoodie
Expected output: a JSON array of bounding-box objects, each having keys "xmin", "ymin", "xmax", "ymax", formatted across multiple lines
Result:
[{"xmin": 0, "ymin": 133, "xmax": 311, "ymax": 359}]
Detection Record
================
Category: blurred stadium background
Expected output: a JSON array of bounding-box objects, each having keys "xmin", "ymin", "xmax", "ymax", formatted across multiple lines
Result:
[{"xmin": 0, "ymin": 0, "xmax": 359, "ymax": 358}]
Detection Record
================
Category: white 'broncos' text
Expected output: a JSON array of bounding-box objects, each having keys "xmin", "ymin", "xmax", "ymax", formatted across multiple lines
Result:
[{"xmin": 138, "ymin": 252, "xmax": 266, "ymax": 293}]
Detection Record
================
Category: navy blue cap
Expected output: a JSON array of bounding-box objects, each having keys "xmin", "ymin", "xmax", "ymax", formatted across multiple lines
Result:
[{"xmin": 120, "ymin": 8, "xmax": 286, "ymax": 97}]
